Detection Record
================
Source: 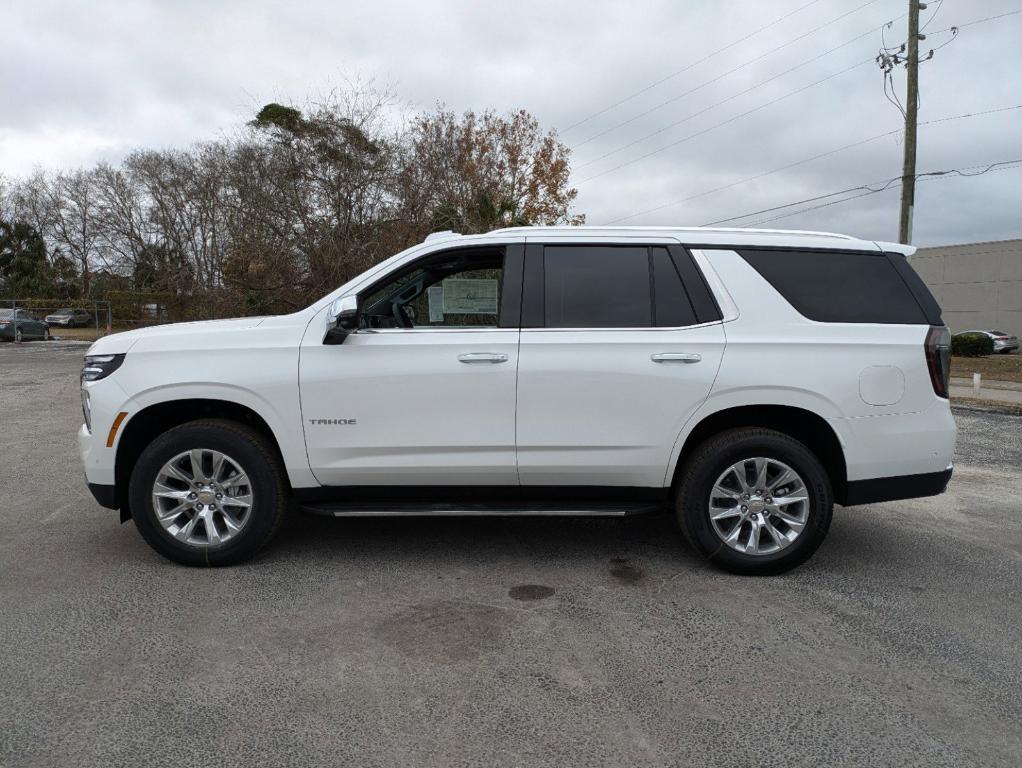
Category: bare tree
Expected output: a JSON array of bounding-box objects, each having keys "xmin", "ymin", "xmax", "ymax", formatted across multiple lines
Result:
[{"xmin": 1, "ymin": 84, "xmax": 585, "ymax": 317}]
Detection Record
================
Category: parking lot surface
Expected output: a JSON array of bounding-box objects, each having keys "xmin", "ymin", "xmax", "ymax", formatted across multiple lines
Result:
[{"xmin": 2, "ymin": 341, "xmax": 1021, "ymax": 768}]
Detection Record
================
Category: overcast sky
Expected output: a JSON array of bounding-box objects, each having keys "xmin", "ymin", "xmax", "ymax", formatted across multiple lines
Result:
[{"xmin": 2, "ymin": 0, "xmax": 1020, "ymax": 246}]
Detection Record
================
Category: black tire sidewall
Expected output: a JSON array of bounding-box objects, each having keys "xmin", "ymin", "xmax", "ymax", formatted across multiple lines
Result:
[
  {"xmin": 129, "ymin": 420, "xmax": 285, "ymax": 566},
  {"xmin": 678, "ymin": 429, "xmax": 832, "ymax": 575}
]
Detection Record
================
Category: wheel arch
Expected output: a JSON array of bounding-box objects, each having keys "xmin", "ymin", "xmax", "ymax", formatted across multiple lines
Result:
[
  {"xmin": 114, "ymin": 399, "xmax": 289, "ymax": 520},
  {"xmin": 671, "ymin": 404, "xmax": 849, "ymax": 504}
]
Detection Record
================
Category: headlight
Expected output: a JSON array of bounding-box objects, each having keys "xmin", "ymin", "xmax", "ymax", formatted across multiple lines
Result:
[
  {"xmin": 81, "ymin": 388, "xmax": 92, "ymax": 432},
  {"xmin": 81, "ymin": 353, "xmax": 125, "ymax": 382}
]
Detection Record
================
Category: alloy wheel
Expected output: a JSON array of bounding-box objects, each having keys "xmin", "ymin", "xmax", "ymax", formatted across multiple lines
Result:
[
  {"xmin": 151, "ymin": 448, "xmax": 253, "ymax": 548},
  {"xmin": 708, "ymin": 457, "xmax": 810, "ymax": 556}
]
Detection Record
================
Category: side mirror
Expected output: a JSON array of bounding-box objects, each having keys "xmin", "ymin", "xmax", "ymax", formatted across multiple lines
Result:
[{"xmin": 324, "ymin": 295, "xmax": 359, "ymax": 345}]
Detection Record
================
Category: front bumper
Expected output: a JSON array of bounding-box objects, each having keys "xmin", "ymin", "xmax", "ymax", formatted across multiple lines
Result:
[
  {"xmin": 842, "ymin": 466, "xmax": 953, "ymax": 506},
  {"xmin": 993, "ymin": 340, "xmax": 1019, "ymax": 352},
  {"xmin": 79, "ymin": 422, "xmax": 116, "ymax": 486},
  {"xmin": 87, "ymin": 482, "xmax": 118, "ymax": 509}
]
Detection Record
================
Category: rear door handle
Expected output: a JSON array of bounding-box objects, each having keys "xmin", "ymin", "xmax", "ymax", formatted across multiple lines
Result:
[
  {"xmin": 651, "ymin": 353, "xmax": 701, "ymax": 364},
  {"xmin": 458, "ymin": 352, "xmax": 509, "ymax": 364}
]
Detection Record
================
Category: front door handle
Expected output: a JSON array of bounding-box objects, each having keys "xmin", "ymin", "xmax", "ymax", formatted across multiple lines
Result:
[
  {"xmin": 458, "ymin": 352, "xmax": 509, "ymax": 364},
  {"xmin": 651, "ymin": 353, "xmax": 701, "ymax": 364}
]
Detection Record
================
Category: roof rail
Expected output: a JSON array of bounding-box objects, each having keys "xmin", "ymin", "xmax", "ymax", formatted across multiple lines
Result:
[
  {"xmin": 424, "ymin": 230, "xmax": 461, "ymax": 242},
  {"xmin": 483, "ymin": 225, "xmax": 854, "ymax": 240}
]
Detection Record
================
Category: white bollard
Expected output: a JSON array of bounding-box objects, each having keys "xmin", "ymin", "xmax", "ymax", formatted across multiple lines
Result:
[{"xmin": 973, "ymin": 373, "xmax": 981, "ymax": 396}]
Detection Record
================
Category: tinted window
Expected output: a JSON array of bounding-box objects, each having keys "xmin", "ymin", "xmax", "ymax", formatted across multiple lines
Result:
[
  {"xmin": 544, "ymin": 246, "xmax": 651, "ymax": 328},
  {"xmin": 652, "ymin": 248, "xmax": 697, "ymax": 327},
  {"xmin": 739, "ymin": 249, "xmax": 928, "ymax": 324}
]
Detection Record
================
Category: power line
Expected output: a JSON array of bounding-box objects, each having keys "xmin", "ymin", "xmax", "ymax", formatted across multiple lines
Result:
[
  {"xmin": 575, "ymin": 57, "xmax": 874, "ymax": 186},
  {"xmin": 573, "ymin": 4, "xmax": 1022, "ymax": 186},
  {"xmin": 918, "ymin": 0, "xmax": 944, "ymax": 33},
  {"xmin": 705, "ymin": 158, "xmax": 1022, "ymax": 227},
  {"xmin": 745, "ymin": 160, "xmax": 1022, "ymax": 226},
  {"xmin": 572, "ymin": 0, "xmax": 888, "ymax": 152},
  {"xmin": 952, "ymin": 7, "xmax": 1022, "ymax": 31},
  {"xmin": 576, "ymin": 18, "xmax": 896, "ymax": 170},
  {"xmin": 560, "ymin": 0, "xmax": 829, "ymax": 134},
  {"xmin": 606, "ymin": 104, "xmax": 1022, "ymax": 224}
]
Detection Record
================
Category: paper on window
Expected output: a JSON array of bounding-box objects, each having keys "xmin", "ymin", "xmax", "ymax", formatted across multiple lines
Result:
[
  {"xmin": 427, "ymin": 285, "xmax": 445, "ymax": 322},
  {"xmin": 442, "ymin": 279, "xmax": 498, "ymax": 314}
]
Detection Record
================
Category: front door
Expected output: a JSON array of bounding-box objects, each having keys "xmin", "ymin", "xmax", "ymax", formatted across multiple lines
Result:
[
  {"xmin": 300, "ymin": 244, "xmax": 523, "ymax": 486},
  {"xmin": 515, "ymin": 241, "xmax": 726, "ymax": 488}
]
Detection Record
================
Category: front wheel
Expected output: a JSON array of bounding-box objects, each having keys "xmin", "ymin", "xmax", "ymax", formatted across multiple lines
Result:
[
  {"xmin": 676, "ymin": 428, "xmax": 833, "ymax": 575},
  {"xmin": 43, "ymin": 328, "xmax": 50, "ymax": 340},
  {"xmin": 128, "ymin": 419, "xmax": 287, "ymax": 566}
]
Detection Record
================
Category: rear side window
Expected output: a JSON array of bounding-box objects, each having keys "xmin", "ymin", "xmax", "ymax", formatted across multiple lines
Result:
[
  {"xmin": 738, "ymin": 249, "xmax": 928, "ymax": 324},
  {"xmin": 652, "ymin": 248, "xmax": 697, "ymax": 327},
  {"xmin": 544, "ymin": 246, "xmax": 650, "ymax": 327}
]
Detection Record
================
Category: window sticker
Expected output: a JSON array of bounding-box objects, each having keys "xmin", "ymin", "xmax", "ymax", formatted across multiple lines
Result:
[
  {"xmin": 442, "ymin": 278, "xmax": 498, "ymax": 314},
  {"xmin": 427, "ymin": 285, "xmax": 445, "ymax": 322}
]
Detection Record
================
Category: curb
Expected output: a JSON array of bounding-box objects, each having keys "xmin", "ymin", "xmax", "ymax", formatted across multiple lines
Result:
[{"xmin": 951, "ymin": 399, "xmax": 1022, "ymax": 417}]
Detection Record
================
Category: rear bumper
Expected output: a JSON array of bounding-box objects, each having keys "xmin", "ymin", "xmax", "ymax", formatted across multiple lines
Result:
[{"xmin": 841, "ymin": 466, "xmax": 953, "ymax": 507}]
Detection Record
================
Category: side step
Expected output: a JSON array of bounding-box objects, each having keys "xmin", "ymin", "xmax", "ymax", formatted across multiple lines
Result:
[{"xmin": 299, "ymin": 500, "xmax": 665, "ymax": 518}]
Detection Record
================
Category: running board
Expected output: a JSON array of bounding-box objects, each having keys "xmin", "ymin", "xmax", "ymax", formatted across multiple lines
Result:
[{"xmin": 299, "ymin": 500, "xmax": 665, "ymax": 518}]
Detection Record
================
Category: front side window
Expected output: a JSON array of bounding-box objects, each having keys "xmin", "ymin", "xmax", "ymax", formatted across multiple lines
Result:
[{"xmin": 360, "ymin": 248, "xmax": 505, "ymax": 329}]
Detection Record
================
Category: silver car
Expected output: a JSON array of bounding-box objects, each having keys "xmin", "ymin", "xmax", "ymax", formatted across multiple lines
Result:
[
  {"xmin": 44, "ymin": 308, "xmax": 92, "ymax": 327},
  {"xmin": 966, "ymin": 330, "xmax": 1020, "ymax": 354}
]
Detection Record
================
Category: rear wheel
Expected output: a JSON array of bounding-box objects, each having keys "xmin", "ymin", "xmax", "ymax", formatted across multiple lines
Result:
[
  {"xmin": 129, "ymin": 419, "xmax": 287, "ymax": 566},
  {"xmin": 14, "ymin": 328, "xmax": 22, "ymax": 343},
  {"xmin": 43, "ymin": 328, "xmax": 50, "ymax": 341},
  {"xmin": 676, "ymin": 428, "xmax": 832, "ymax": 575}
]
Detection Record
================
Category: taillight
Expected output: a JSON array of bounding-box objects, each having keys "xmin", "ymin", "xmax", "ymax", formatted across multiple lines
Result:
[{"xmin": 925, "ymin": 326, "xmax": 951, "ymax": 398}]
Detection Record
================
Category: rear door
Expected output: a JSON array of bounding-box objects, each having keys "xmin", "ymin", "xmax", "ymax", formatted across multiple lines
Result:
[{"xmin": 515, "ymin": 239, "xmax": 726, "ymax": 487}]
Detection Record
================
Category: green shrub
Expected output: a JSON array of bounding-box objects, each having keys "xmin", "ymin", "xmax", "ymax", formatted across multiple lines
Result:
[{"xmin": 951, "ymin": 332, "xmax": 994, "ymax": 357}]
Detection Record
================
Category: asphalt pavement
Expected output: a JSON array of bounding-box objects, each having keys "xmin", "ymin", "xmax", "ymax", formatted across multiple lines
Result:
[{"xmin": 1, "ymin": 341, "xmax": 1021, "ymax": 768}]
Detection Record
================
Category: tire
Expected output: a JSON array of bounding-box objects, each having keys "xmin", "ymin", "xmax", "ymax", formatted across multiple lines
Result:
[
  {"xmin": 128, "ymin": 419, "xmax": 287, "ymax": 566},
  {"xmin": 43, "ymin": 328, "xmax": 50, "ymax": 341},
  {"xmin": 675, "ymin": 428, "xmax": 833, "ymax": 576},
  {"xmin": 14, "ymin": 328, "xmax": 22, "ymax": 343}
]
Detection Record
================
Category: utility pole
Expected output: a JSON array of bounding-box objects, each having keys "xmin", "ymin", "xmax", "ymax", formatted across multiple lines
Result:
[{"xmin": 898, "ymin": 0, "xmax": 922, "ymax": 245}]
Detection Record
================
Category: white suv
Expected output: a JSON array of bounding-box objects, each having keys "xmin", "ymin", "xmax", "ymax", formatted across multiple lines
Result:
[{"xmin": 78, "ymin": 227, "xmax": 955, "ymax": 574}]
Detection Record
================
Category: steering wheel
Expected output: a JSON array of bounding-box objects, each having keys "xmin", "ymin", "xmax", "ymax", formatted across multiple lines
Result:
[{"xmin": 393, "ymin": 301, "xmax": 414, "ymax": 329}]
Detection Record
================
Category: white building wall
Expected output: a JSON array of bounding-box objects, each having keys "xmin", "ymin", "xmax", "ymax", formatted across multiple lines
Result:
[{"xmin": 909, "ymin": 239, "xmax": 1022, "ymax": 338}]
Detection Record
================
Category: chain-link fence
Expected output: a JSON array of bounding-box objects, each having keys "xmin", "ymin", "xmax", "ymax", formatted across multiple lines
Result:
[
  {"xmin": 2, "ymin": 290, "xmax": 260, "ymax": 345},
  {"xmin": 1, "ymin": 299, "xmax": 112, "ymax": 344}
]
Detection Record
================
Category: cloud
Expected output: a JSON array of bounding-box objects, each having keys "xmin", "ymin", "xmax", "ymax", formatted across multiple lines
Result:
[{"xmin": 2, "ymin": 0, "xmax": 1019, "ymax": 245}]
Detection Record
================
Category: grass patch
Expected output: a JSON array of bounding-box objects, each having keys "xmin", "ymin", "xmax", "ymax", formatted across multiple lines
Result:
[{"xmin": 950, "ymin": 354, "xmax": 1022, "ymax": 384}]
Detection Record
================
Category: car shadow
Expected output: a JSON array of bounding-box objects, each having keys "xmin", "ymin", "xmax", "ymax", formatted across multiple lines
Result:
[{"xmin": 265, "ymin": 508, "xmax": 709, "ymax": 571}]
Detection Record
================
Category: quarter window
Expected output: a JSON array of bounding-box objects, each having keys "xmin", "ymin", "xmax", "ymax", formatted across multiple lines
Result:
[{"xmin": 738, "ymin": 249, "xmax": 929, "ymax": 324}]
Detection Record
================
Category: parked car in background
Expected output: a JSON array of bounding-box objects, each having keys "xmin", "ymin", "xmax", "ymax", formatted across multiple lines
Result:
[
  {"xmin": 78, "ymin": 226, "xmax": 955, "ymax": 575},
  {"xmin": 965, "ymin": 330, "xmax": 1019, "ymax": 354},
  {"xmin": 0, "ymin": 309, "xmax": 50, "ymax": 342},
  {"xmin": 45, "ymin": 308, "xmax": 93, "ymax": 328}
]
